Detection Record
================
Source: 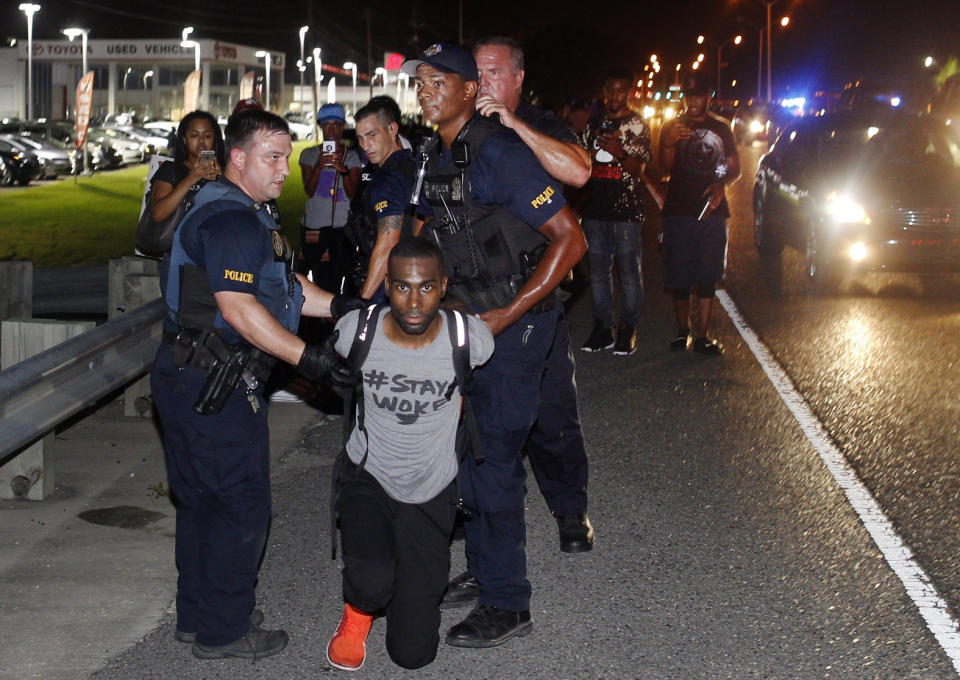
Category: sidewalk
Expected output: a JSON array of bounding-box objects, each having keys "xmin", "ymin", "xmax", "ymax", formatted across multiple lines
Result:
[{"xmin": 0, "ymin": 396, "xmax": 321, "ymax": 680}]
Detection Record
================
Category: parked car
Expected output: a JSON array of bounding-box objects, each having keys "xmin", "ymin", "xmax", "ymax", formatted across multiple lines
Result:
[
  {"xmin": 89, "ymin": 127, "xmax": 147, "ymax": 164},
  {"xmin": 0, "ymin": 138, "xmax": 43, "ymax": 185},
  {"xmin": 0, "ymin": 134, "xmax": 72, "ymax": 178},
  {"xmin": 284, "ymin": 112, "xmax": 316, "ymax": 141},
  {"xmin": 753, "ymin": 111, "xmax": 960, "ymax": 290},
  {"xmin": 105, "ymin": 124, "xmax": 169, "ymax": 155}
]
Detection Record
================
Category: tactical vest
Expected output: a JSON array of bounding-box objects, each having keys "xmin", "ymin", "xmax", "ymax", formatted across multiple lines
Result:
[
  {"xmin": 421, "ymin": 115, "xmax": 549, "ymax": 313},
  {"xmin": 165, "ymin": 179, "xmax": 303, "ymax": 344}
]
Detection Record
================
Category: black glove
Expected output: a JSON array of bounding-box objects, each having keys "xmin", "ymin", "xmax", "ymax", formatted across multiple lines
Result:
[
  {"xmin": 330, "ymin": 294, "xmax": 369, "ymax": 320},
  {"xmin": 297, "ymin": 332, "xmax": 359, "ymax": 387}
]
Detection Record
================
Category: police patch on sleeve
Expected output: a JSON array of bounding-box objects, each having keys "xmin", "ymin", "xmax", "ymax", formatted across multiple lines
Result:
[
  {"xmin": 224, "ymin": 269, "xmax": 255, "ymax": 284},
  {"xmin": 530, "ymin": 185, "xmax": 556, "ymax": 209}
]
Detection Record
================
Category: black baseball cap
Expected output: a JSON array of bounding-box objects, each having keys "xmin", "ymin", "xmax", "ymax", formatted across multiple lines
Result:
[
  {"xmin": 681, "ymin": 71, "xmax": 713, "ymax": 96},
  {"xmin": 401, "ymin": 42, "xmax": 478, "ymax": 81}
]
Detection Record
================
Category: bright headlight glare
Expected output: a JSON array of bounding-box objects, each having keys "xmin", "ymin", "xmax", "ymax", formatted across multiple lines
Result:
[
  {"xmin": 848, "ymin": 242, "xmax": 868, "ymax": 261},
  {"xmin": 826, "ymin": 192, "xmax": 869, "ymax": 223},
  {"xmin": 642, "ymin": 105, "xmax": 655, "ymax": 119},
  {"xmin": 749, "ymin": 120, "xmax": 765, "ymax": 133},
  {"xmin": 663, "ymin": 107, "xmax": 676, "ymax": 120}
]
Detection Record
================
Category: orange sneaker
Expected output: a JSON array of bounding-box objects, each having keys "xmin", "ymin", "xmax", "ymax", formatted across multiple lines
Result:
[{"xmin": 326, "ymin": 603, "xmax": 374, "ymax": 671}]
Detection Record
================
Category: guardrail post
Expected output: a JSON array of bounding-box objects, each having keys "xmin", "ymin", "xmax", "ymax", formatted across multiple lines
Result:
[
  {"xmin": 0, "ymin": 261, "xmax": 32, "ymax": 321},
  {"xmin": 109, "ymin": 257, "xmax": 161, "ymax": 417},
  {"xmin": 0, "ymin": 319, "xmax": 96, "ymax": 500}
]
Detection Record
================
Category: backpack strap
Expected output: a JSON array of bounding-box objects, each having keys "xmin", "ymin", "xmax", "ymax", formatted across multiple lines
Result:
[
  {"xmin": 442, "ymin": 309, "xmax": 486, "ymax": 465},
  {"xmin": 331, "ymin": 303, "xmax": 383, "ymax": 559}
]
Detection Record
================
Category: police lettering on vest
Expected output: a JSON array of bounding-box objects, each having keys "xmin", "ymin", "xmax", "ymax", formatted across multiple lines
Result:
[{"xmin": 165, "ymin": 178, "xmax": 303, "ymax": 346}]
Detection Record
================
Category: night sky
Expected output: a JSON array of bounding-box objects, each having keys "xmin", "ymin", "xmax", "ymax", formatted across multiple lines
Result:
[{"xmin": 3, "ymin": 0, "xmax": 959, "ymax": 105}]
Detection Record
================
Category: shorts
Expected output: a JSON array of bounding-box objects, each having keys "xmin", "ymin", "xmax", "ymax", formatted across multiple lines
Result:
[{"xmin": 662, "ymin": 214, "xmax": 728, "ymax": 290}]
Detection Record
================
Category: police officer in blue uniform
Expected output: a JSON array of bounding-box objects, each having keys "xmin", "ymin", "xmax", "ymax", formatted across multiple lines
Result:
[
  {"xmin": 349, "ymin": 98, "xmax": 419, "ymax": 304},
  {"xmin": 402, "ymin": 43, "xmax": 589, "ymax": 648},
  {"xmin": 151, "ymin": 110, "xmax": 358, "ymax": 661}
]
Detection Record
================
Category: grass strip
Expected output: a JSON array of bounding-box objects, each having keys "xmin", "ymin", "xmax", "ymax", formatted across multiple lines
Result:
[{"xmin": 0, "ymin": 141, "xmax": 313, "ymax": 268}]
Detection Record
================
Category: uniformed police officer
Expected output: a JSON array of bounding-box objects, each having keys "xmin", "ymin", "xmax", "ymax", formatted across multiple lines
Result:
[
  {"xmin": 401, "ymin": 43, "xmax": 588, "ymax": 648},
  {"xmin": 151, "ymin": 109, "xmax": 359, "ymax": 661},
  {"xmin": 349, "ymin": 99, "xmax": 419, "ymax": 304}
]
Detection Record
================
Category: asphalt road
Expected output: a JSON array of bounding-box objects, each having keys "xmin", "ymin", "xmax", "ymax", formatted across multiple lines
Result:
[{"xmin": 81, "ymin": 141, "xmax": 960, "ymax": 678}]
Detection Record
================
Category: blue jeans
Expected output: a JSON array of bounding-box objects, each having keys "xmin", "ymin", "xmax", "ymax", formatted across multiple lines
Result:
[{"xmin": 582, "ymin": 219, "xmax": 643, "ymax": 327}]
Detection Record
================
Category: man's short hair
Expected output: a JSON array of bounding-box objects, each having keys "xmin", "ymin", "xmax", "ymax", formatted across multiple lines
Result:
[
  {"xmin": 474, "ymin": 36, "xmax": 524, "ymax": 72},
  {"xmin": 603, "ymin": 67, "xmax": 634, "ymax": 86},
  {"xmin": 355, "ymin": 98, "xmax": 400, "ymax": 129},
  {"xmin": 225, "ymin": 110, "xmax": 289, "ymax": 154},
  {"xmin": 388, "ymin": 236, "xmax": 446, "ymax": 274}
]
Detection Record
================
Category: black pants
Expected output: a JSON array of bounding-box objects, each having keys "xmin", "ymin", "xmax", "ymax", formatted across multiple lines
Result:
[
  {"xmin": 336, "ymin": 460, "xmax": 457, "ymax": 670},
  {"xmin": 301, "ymin": 226, "xmax": 354, "ymax": 294},
  {"xmin": 150, "ymin": 343, "xmax": 270, "ymax": 647}
]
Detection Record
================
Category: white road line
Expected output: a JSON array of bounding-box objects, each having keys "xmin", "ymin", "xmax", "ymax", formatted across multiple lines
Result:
[{"xmin": 716, "ymin": 289, "xmax": 960, "ymax": 675}]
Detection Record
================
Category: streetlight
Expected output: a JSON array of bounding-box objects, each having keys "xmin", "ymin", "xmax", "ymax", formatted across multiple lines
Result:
[
  {"xmin": 313, "ymin": 47, "xmax": 323, "ymax": 108},
  {"xmin": 343, "ymin": 61, "xmax": 357, "ymax": 116},
  {"xmin": 180, "ymin": 27, "xmax": 200, "ymax": 72},
  {"xmin": 255, "ymin": 50, "xmax": 272, "ymax": 110},
  {"xmin": 761, "ymin": 1, "xmax": 788, "ymax": 102},
  {"xmin": 123, "ymin": 66, "xmax": 133, "ymax": 90},
  {"xmin": 19, "ymin": 3, "xmax": 40, "ymax": 120},
  {"xmin": 375, "ymin": 67, "xmax": 388, "ymax": 94},
  {"xmin": 699, "ymin": 34, "xmax": 743, "ymax": 100},
  {"xmin": 62, "ymin": 27, "xmax": 89, "ymax": 76},
  {"xmin": 298, "ymin": 25, "xmax": 308, "ymax": 89},
  {"xmin": 143, "ymin": 69, "xmax": 154, "ymax": 89}
]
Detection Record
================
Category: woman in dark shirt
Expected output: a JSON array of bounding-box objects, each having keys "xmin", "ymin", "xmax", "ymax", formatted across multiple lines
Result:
[{"xmin": 149, "ymin": 111, "xmax": 225, "ymax": 292}]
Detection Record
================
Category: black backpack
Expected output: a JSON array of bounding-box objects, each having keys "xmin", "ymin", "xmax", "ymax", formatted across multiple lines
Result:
[{"xmin": 329, "ymin": 304, "xmax": 484, "ymax": 558}]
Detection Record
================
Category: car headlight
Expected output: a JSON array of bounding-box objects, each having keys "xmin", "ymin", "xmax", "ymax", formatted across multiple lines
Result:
[
  {"xmin": 663, "ymin": 107, "xmax": 676, "ymax": 120},
  {"xmin": 642, "ymin": 105, "xmax": 655, "ymax": 120},
  {"xmin": 749, "ymin": 120, "xmax": 765, "ymax": 134},
  {"xmin": 825, "ymin": 192, "xmax": 870, "ymax": 224}
]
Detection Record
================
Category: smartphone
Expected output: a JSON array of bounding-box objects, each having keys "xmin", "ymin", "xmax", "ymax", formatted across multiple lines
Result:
[
  {"xmin": 199, "ymin": 150, "xmax": 216, "ymax": 163},
  {"xmin": 322, "ymin": 140, "xmax": 337, "ymax": 154}
]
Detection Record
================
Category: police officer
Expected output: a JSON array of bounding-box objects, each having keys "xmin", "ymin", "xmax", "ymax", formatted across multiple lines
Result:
[
  {"xmin": 151, "ymin": 109, "xmax": 359, "ymax": 661},
  {"xmin": 473, "ymin": 35, "xmax": 591, "ymax": 188},
  {"xmin": 349, "ymin": 98, "xmax": 419, "ymax": 303},
  {"xmin": 401, "ymin": 43, "xmax": 588, "ymax": 648},
  {"xmin": 471, "ymin": 33, "xmax": 596, "ymax": 547}
]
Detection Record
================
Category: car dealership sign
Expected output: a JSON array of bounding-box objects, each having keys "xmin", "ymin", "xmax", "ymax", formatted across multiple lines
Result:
[{"xmin": 19, "ymin": 40, "xmax": 283, "ymax": 66}]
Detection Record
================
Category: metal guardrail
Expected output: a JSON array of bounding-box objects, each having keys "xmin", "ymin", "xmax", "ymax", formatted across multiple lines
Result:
[{"xmin": 0, "ymin": 298, "xmax": 164, "ymax": 461}]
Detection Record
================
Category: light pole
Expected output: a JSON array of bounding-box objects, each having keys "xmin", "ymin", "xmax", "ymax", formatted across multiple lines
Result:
[
  {"xmin": 375, "ymin": 67, "xmax": 388, "ymax": 94},
  {"xmin": 255, "ymin": 50, "xmax": 271, "ymax": 110},
  {"xmin": 62, "ymin": 27, "xmax": 88, "ymax": 76},
  {"xmin": 180, "ymin": 27, "xmax": 200, "ymax": 72},
  {"xmin": 737, "ymin": 16, "xmax": 764, "ymax": 101},
  {"xmin": 397, "ymin": 72, "xmax": 409, "ymax": 112},
  {"xmin": 343, "ymin": 61, "xmax": 357, "ymax": 116},
  {"xmin": 313, "ymin": 47, "xmax": 323, "ymax": 107},
  {"xmin": 699, "ymin": 34, "xmax": 742, "ymax": 100},
  {"xmin": 298, "ymin": 25, "xmax": 308, "ymax": 90},
  {"xmin": 143, "ymin": 69, "xmax": 154, "ymax": 88},
  {"xmin": 19, "ymin": 3, "xmax": 40, "ymax": 120}
]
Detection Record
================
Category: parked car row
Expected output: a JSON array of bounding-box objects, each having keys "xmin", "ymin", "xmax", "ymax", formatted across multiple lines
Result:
[{"xmin": 0, "ymin": 117, "xmax": 171, "ymax": 185}]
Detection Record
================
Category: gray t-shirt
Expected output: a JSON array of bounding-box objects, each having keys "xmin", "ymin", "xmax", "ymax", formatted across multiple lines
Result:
[
  {"xmin": 299, "ymin": 145, "xmax": 362, "ymax": 229},
  {"xmin": 334, "ymin": 308, "xmax": 495, "ymax": 504}
]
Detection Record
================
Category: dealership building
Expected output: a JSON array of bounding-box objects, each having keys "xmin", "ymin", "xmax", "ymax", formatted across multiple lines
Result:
[{"xmin": 0, "ymin": 38, "xmax": 285, "ymax": 122}]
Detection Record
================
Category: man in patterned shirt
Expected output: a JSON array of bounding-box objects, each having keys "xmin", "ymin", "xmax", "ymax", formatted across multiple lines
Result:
[{"xmin": 578, "ymin": 68, "xmax": 652, "ymax": 356}]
